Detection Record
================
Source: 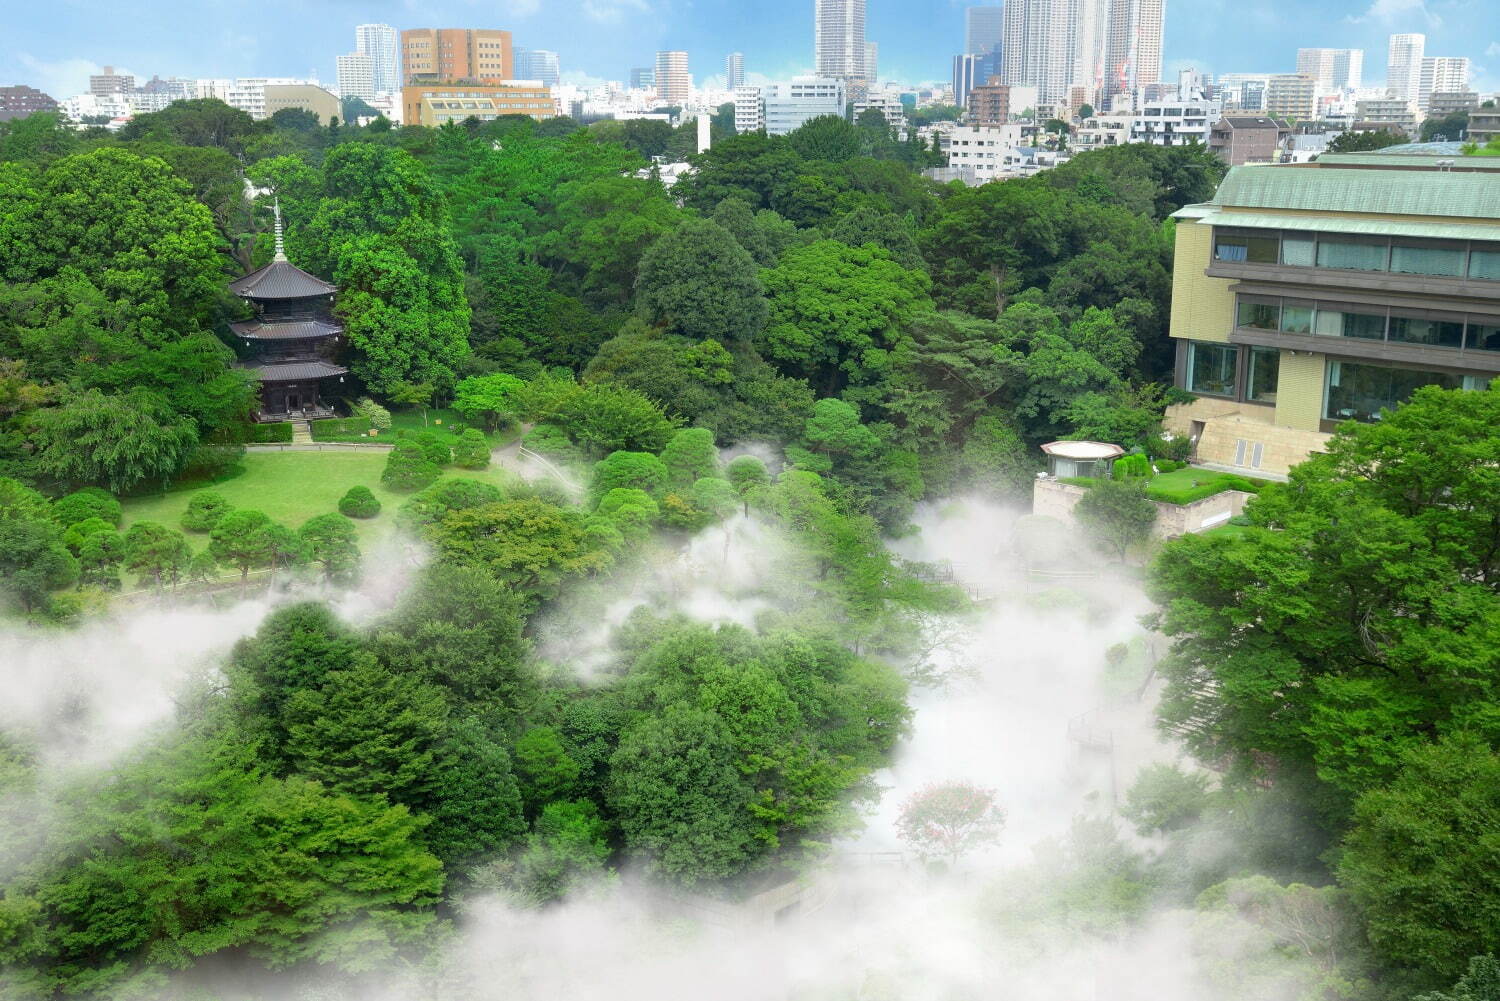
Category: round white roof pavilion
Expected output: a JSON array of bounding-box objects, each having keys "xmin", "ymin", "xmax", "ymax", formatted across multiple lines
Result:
[{"xmin": 1040, "ymin": 441, "xmax": 1126, "ymax": 461}]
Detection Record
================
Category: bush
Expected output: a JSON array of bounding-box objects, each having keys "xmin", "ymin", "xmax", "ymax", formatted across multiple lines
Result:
[
  {"xmin": 1149, "ymin": 432, "xmax": 1194, "ymax": 463},
  {"xmin": 408, "ymin": 431, "xmax": 452, "ymax": 467},
  {"xmin": 311, "ymin": 417, "xmax": 373, "ymax": 440},
  {"xmin": 178, "ymin": 443, "xmax": 245, "ymax": 482},
  {"xmin": 523, "ymin": 424, "xmax": 583, "ymax": 463},
  {"xmin": 1153, "ymin": 459, "xmax": 1184, "ymax": 473},
  {"xmin": 52, "ymin": 488, "xmax": 121, "ymax": 528},
  {"xmin": 1146, "ymin": 474, "xmax": 1261, "ymax": 506},
  {"xmin": 181, "ymin": 491, "xmax": 233, "ymax": 533},
  {"xmin": 452, "ymin": 429, "xmax": 491, "ymax": 470},
  {"xmin": 246, "ymin": 422, "xmax": 294, "ymax": 444},
  {"xmin": 353, "ymin": 397, "xmax": 392, "ymax": 431},
  {"xmin": 382, "ymin": 441, "xmax": 441, "ymax": 493},
  {"xmin": 338, "ymin": 485, "xmax": 382, "ymax": 519},
  {"xmin": 1112, "ymin": 454, "xmax": 1152, "ymax": 480}
]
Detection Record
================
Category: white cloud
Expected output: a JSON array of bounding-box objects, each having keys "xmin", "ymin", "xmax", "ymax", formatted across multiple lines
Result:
[
  {"xmin": 1487, "ymin": 42, "xmax": 1500, "ymax": 58},
  {"xmin": 14, "ymin": 54, "xmax": 127, "ymax": 99},
  {"xmin": 581, "ymin": 0, "xmax": 652, "ymax": 23},
  {"xmin": 1346, "ymin": 0, "xmax": 1442, "ymax": 26}
]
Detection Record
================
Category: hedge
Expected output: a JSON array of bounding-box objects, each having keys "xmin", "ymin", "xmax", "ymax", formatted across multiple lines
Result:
[{"xmin": 246, "ymin": 423, "xmax": 294, "ymax": 444}]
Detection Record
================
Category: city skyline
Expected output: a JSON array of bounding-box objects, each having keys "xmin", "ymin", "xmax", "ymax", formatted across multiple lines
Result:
[{"xmin": 3, "ymin": 0, "xmax": 1498, "ymax": 98}]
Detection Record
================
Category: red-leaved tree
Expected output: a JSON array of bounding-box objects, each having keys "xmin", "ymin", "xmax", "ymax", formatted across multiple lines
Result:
[{"xmin": 895, "ymin": 781, "xmax": 1006, "ymax": 865}]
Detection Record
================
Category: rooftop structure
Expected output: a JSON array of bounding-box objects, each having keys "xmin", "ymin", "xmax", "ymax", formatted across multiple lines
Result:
[{"xmin": 1164, "ymin": 152, "xmax": 1500, "ymax": 476}]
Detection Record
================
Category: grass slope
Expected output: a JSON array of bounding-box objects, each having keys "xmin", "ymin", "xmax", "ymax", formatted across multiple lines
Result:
[{"xmin": 120, "ymin": 450, "xmax": 516, "ymax": 550}]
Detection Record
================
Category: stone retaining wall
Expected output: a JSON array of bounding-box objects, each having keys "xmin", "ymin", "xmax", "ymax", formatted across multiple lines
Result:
[{"xmin": 1031, "ymin": 477, "xmax": 1255, "ymax": 539}]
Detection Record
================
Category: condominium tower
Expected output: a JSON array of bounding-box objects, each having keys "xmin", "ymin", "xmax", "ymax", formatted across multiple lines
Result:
[
  {"xmin": 726, "ymin": 52, "xmax": 744, "ymax": 90},
  {"xmin": 1102, "ymin": 0, "xmax": 1164, "ymax": 104},
  {"xmin": 336, "ymin": 53, "xmax": 375, "ymax": 101},
  {"xmin": 516, "ymin": 49, "xmax": 561, "ymax": 88},
  {"xmin": 1386, "ymin": 33, "xmax": 1425, "ymax": 104},
  {"xmin": 815, "ymin": 0, "xmax": 868, "ymax": 85},
  {"xmin": 655, "ymin": 50, "xmax": 691, "ymax": 104},
  {"xmin": 355, "ymin": 23, "xmax": 400, "ymax": 94},
  {"xmin": 401, "ymin": 29, "xmax": 515, "ymax": 85},
  {"xmin": 1419, "ymin": 56, "xmax": 1469, "ymax": 113}
]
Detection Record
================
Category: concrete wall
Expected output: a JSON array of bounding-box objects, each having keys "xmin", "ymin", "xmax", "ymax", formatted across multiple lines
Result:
[
  {"xmin": 1032, "ymin": 477, "xmax": 1258, "ymax": 540},
  {"xmin": 1273, "ymin": 349, "xmax": 1326, "ymax": 432},
  {"xmin": 1169, "ymin": 220, "xmax": 1237, "ymax": 345}
]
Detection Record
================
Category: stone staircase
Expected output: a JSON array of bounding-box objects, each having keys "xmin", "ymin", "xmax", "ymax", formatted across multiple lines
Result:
[{"xmin": 290, "ymin": 419, "xmax": 313, "ymax": 444}]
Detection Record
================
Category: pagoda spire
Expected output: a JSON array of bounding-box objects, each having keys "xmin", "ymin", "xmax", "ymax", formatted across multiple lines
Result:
[{"xmin": 272, "ymin": 198, "xmax": 287, "ymax": 262}]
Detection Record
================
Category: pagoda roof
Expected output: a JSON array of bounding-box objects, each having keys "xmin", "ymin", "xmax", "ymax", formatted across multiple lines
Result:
[
  {"xmin": 229, "ymin": 259, "xmax": 336, "ymax": 300},
  {"xmin": 247, "ymin": 360, "xmax": 349, "ymax": 382},
  {"xmin": 230, "ymin": 318, "xmax": 342, "ymax": 340}
]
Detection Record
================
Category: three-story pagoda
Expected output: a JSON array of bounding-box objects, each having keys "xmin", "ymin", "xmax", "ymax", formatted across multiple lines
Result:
[{"xmin": 228, "ymin": 207, "xmax": 348, "ymax": 421}]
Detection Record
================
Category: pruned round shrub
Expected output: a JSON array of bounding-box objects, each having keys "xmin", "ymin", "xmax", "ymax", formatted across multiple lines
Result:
[
  {"xmin": 181, "ymin": 491, "xmax": 232, "ymax": 533},
  {"xmin": 53, "ymin": 487, "xmax": 121, "ymax": 528},
  {"xmin": 409, "ymin": 431, "xmax": 452, "ymax": 468},
  {"xmin": 451, "ymin": 428, "xmax": 490, "ymax": 470},
  {"xmin": 338, "ymin": 485, "xmax": 382, "ymax": 519},
  {"xmin": 353, "ymin": 397, "xmax": 392, "ymax": 431},
  {"xmin": 381, "ymin": 441, "xmax": 441, "ymax": 493}
]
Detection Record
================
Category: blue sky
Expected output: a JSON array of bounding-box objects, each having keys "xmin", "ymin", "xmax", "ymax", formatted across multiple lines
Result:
[{"xmin": 4, "ymin": 0, "xmax": 1498, "ymax": 98}]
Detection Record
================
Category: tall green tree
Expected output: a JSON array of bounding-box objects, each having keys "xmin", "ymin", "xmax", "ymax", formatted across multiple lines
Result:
[{"xmin": 635, "ymin": 217, "xmax": 769, "ymax": 343}]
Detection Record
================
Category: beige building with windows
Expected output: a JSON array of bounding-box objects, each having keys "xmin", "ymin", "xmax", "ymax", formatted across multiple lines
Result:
[
  {"xmin": 263, "ymin": 84, "xmax": 340, "ymax": 123},
  {"xmin": 1165, "ymin": 152, "xmax": 1500, "ymax": 476},
  {"xmin": 401, "ymin": 28, "xmax": 514, "ymax": 85},
  {"xmin": 401, "ymin": 83, "xmax": 554, "ymax": 126}
]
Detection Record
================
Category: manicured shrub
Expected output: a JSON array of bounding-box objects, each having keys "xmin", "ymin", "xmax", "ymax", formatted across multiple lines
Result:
[
  {"xmin": 353, "ymin": 397, "xmax": 392, "ymax": 431},
  {"xmin": 1111, "ymin": 454, "xmax": 1152, "ymax": 481},
  {"xmin": 338, "ymin": 485, "xmax": 382, "ymax": 519},
  {"xmin": 382, "ymin": 441, "xmax": 441, "ymax": 493},
  {"xmin": 181, "ymin": 491, "xmax": 233, "ymax": 533},
  {"xmin": 408, "ymin": 431, "xmax": 452, "ymax": 467},
  {"xmin": 452, "ymin": 428, "xmax": 491, "ymax": 470},
  {"xmin": 523, "ymin": 424, "xmax": 582, "ymax": 463},
  {"xmin": 52, "ymin": 487, "xmax": 121, "ymax": 528},
  {"xmin": 246, "ymin": 422, "xmax": 294, "ymax": 443}
]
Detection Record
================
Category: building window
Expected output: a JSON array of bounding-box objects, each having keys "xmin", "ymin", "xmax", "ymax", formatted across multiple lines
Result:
[
  {"xmin": 1280, "ymin": 303, "xmax": 1314, "ymax": 334},
  {"xmin": 1469, "ymin": 322, "xmax": 1500, "ymax": 351},
  {"xmin": 1325, "ymin": 360, "xmax": 1466, "ymax": 423},
  {"xmin": 1390, "ymin": 243, "xmax": 1465, "ymax": 277},
  {"xmin": 1281, "ymin": 236, "xmax": 1315, "ymax": 267},
  {"xmin": 1469, "ymin": 249, "xmax": 1500, "ymax": 280},
  {"xmin": 1214, "ymin": 234, "xmax": 1278, "ymax": 263},
  {"xmin": 1247, "ymin": 346, "xmax": 1280, "ymax": 403},
  {"xmin": 1237, "ymin": 299, "xmax": 1280, "ymax": 330},
  {"xmin": 1187, "ymin": 341, "xmax": 1238, "ymax": 397},
  {"xmin": 1388, "ymin": 314, "xmax": 1464, "ymax": 348},
  {"xmin": 1317, "ymin": 240, "xmax": 1388, "ymax": 272},
  {"xmin": 1314, "ymin": 307, "xmax": 1387, "ymax": 340}
]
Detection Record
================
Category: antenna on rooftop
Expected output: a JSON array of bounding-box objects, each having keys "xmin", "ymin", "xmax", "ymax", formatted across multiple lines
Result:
[{"xmin": 272, "ymin": 197, "xmax": 287, "ymax": 262}]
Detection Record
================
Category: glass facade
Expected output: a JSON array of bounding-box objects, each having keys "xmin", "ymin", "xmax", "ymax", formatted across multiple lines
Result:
[
  {"xmin": 1237, "ymin": 300, "xmax": 1280, "ymax": 330},
  {"xmin": 1388, "ymin": 315, "xmax": 1464, "ymax": 348},
  {"xmin": 1325, "ymin": 361, "xmax": 1466, "ymax": 423},
  {"xmin": 1187, "ymin": 341, "xmax": 1237, "ymax": 397},
  {"xmin": 1247, "ymin": 346, "xmax": 1280, "ymax": 402},
  {"xmin": 1238, "ymin": 294, "xmax": 1500, "ymax": 353},
  {"xmin": 1214, "ymin": 229, "xmax": 1500, "ymax": 281},
  {"xmin": 1313, "ymin": 308, "xmax": 1387, "ymax": 340},
  {"xmin": 1214, "ymin": 234, "xmax": 1278, "ymax": 263},
  {"xmin": 1316, "ymin": 240, "xmax": 1388, "ymax": 271},
  {"xmin": 1280, "ymin": 304, "xmax": 1314, "ymax": 334},
  {"xmin": 1390, "ymin": 244, "xmax": 1465, "ymax": 277}
]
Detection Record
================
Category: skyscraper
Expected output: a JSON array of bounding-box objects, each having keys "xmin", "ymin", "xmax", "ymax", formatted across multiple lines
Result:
[
  {"xmin": 655, "ymin": 50, "xmax": 691, "ymax": 104},
  {"xmin": 1386, "ymin": 33, "xmax": 1425, "ymax": 103},
  {"xmin": 965, "ymin": 6, "xmax": 1005, "ymax": 55},
  {"xmin": 516, "ymin": 49, "xmax": 561, "ymax": 88},
  {"xmin": 1102, "ymin": 0, "xmax": 1163, "ymax": 105},
  {"xmin": 866, "ymin": 42, "xmax": 879, "ymax": 83},
  {"xmin": 1419, "ymin": 56, "xmax": 1469, "ymax": 113},
  {"xmin": 336, "ymin": 52, "xmax": 375, "ymax": 101},
  {"xmin": 1296, "ymin": 48, "xmax": 1363, "ymax": 91},
  {"xmin": 1002, "ymin": 0, "xmax": 1078, "ymax": 105},
  {"xmin": 815, "ymin": 0, "xmax": 868, "ymax": 85},
  {"xmin": 355, "ymin": 24, "xmax": 400, "ymax": 94},
  {"xmin": 726, "ymin": 52, "xmax": 745, "ymax": 90},
  {"xmin": 629, "ymin": 67, "xmax": 655, "ymax": 90}
]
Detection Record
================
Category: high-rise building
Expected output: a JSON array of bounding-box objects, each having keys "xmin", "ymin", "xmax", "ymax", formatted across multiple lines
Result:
[
  {"xmin": 337, "ymin": 53, "xmax": 375, "ymax": 101},
  {"xmin": 1265, "ymin": 73, "xmax": 1317, "ymax": 122},
  {"xmin": 763, "ymin": 76, "xmax": 847, "ymax": 134},
  {"xmin": 655, "ymin": 50, "xmax": 690, "ymax": 104},
  {"xmin": 1386, "ymin": 33, "xmax": 1425, "ymax": 104},
  {"xmin": 1296, "ymin": 48, "xmax": 1363, "ymax": 90},
  {"xmin": 516, "ymin": 49, "xmax": 561, "ymax": 88},
  {"xmin": 866, "ymin": 42, "xmax": 879, "ymax": 83},
  {"xmin": 1418, "ymin": 56, "xmax": 1469, "ymax": 114},
  {"xmin": 0, "ymin": 85, "xmax": 58, "ymax": 122},
  {"xmin": 629, "ymin": 67, "xmax": 655, "ymax": 90},
  {"xmin": 355, "ymin": 24, "xmax": 400, "ymax": 94},
  {"xmin": 401, "ymin": 29, "xmax": 514, "ymax": 85},
  {"xmin": 954, "ymin": 50, "xmax": 1003, "ymax": 108},
  {"xmin": 815, "ymin": 0, "xmax": 868, "ymax": 85},
  {"xmin": 965, "ymin": 5, "xmax": 1005, "ymax": 55},
  {"xmin": 1003, "ymin": 0, "xmax": 1081, "ymax": 106},
  {"xmin": 1102, "ymin": 0, "xmax": 1164, "ymax": 105},
  {"xmin": 89, "ymin": 66, "xmax": 134, "ymax": 97},
  {"xmin": 726, "ymin": 52, "xmax": 745, "ymax": 90}
]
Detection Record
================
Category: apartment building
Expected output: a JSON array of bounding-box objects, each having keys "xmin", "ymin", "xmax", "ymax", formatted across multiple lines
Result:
[
  {"xmin": 655, "ymin": 51, "xmax": 690, "ymax": 105},
  {"xmin": 966, "ymin": 82, "xmax": 1037, "ymax": 124},
  {"xmin": 1265, "ymin": 74, "xmax": 1317, "ymax": 122},
  {"xmin": 945, "ymin": 123, "xmax": 1027, "ymax": 180},
  {"xmin": 402, "ymin": 83, "xmax": 554, "ymax": 126},
  {"xmin": 740, "ymin": 77, "xmax": 846, "ymax": 135},
  {"xmin": 1129, "ymin": 97, "xmax": 1219, "ymax": 146},
  {"xmin": 401, "ymin": 29, "xmax": 514, "ymax": 85},
  {"xmin": 0, "ymin": 85, "xmax": 58, "ymax": 121},
  {"xmin": 1164, "ymin": 152, "xmax": 1500, "ymax": 476},
  {"xmin": 1469, "ymin": 109, "xmax": 1500, "ymax": 144},
  {"xmin": 1354, "ymin": 98, "xmax": 1417, "ymax": 134},
  {"xmin": 1208, "ymin": 116, "xmax": 1290, "ymax": 165}
]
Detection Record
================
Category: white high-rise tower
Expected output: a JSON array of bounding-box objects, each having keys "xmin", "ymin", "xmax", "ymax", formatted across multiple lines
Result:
[
  {"xmin": 1386, "ymin": 33, "xmax": 1425, "ymax": 104},
  {"xmin": 815, "ymin": 0, "xmax": 868, "ymax": 86},
  {"xmin": 355, "ymin": 23, "xmax": 400, "ymax": 94}
]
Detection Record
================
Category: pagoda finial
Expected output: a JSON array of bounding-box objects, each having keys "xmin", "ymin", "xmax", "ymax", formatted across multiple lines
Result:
[{"xmin": 272, "ymin": 198, "xmax": 287, "ymax": 262}]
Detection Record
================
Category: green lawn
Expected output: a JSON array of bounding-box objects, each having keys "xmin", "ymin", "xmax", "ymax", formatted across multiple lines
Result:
[
  {"xmin": 120, "ymin": 450, "xmax": 519, "ymax": 551},
  {"xmin": 310, "ymin": 407, "xmax": 518, "ymax": 447},
  {"xmin": 1062, "ymin": 466, "xmax": 1272, "ymax": 506}
]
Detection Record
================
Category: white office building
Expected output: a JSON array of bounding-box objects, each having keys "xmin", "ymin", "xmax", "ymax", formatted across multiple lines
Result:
[
  {"xmin": 945, "ymin": 123, "xmax": 1026, "ymax": 180},
  {"xmin": 854, "ymin": 91, "xmax": 907, "ymax": 130},
  {"xmin": 1386, "ymin": 33, "xmax": 1425, "ymax": 104},
  {"xmin": 1296, "ymin": 48, "xmax": 1363, "ymax": 91},
  {"xmin": 1128, "ymin": 96, "xmax": 1221, "ymax": 146},
  {"xmin": 355, "ymin": 23, "xmax": 400, "ymax": 95},
  {"xmin": 815, "ymin": 0, "xmax": 868, "ymax": 85},
  {"xmin": 733, "ymin": 85, "xmax": 765, "ymax": 132},
  {"xmin": 336, "ymin": 53, "xmax": 374, "ymax": 101},
  {"xmin": 748, "ymin": 76, "xmax": 847, "ymax": 135}
]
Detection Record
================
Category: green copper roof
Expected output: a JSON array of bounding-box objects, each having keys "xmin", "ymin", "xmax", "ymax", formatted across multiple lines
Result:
[
  {"xmin": 1211, "ymin": 165, "xmax": 1500, "ymax": 221},
  {"xmin": 1189, "ymin": 209, "xmax": 1500, "ymax": 242}
]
